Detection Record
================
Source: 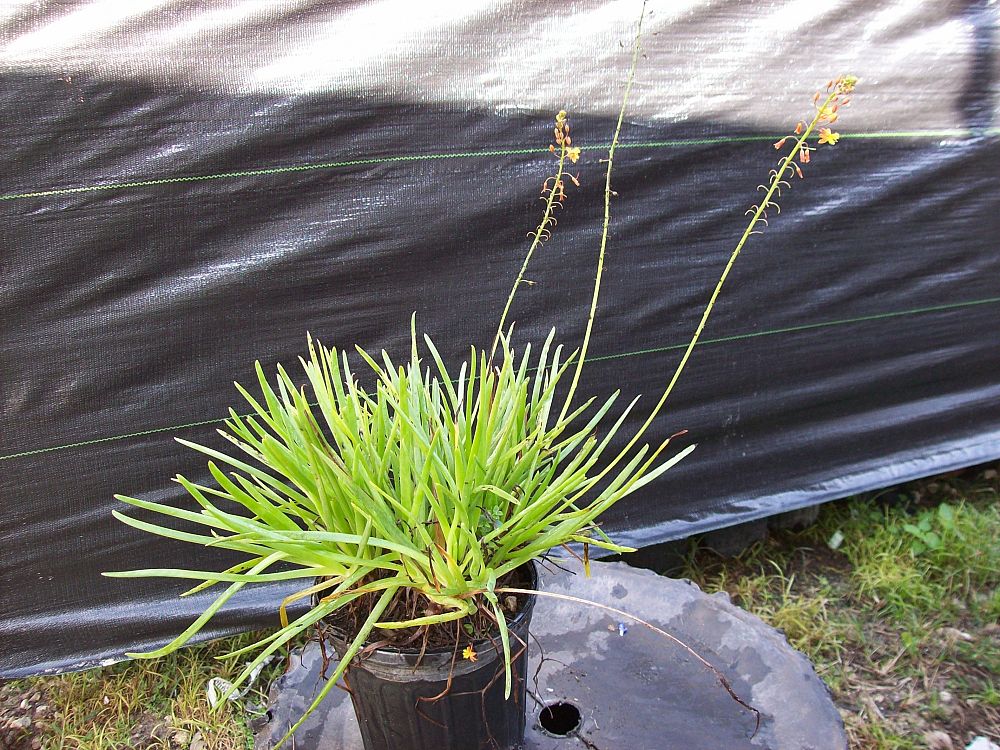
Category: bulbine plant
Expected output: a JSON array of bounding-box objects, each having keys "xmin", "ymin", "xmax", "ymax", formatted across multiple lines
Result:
[{"xmin": 106, "ymin": 21, "xmax": 857, "ymax": 740}]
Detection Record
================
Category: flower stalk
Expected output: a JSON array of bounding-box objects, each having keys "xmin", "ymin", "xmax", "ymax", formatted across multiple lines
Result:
[{"xmin": 573, "ymin": 75, "xmax": 859, "ymax": 491}]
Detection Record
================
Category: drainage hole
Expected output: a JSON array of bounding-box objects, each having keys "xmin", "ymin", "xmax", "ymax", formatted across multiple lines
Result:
[{"xmin": 538, "ymin": 701, "xmax": 581, "ymax": 737}]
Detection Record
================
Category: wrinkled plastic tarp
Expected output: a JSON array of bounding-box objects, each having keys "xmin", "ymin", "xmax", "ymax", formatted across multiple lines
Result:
[{"xmin": 2, "ymin": 0, "xmax": 998, "ymax": 677}]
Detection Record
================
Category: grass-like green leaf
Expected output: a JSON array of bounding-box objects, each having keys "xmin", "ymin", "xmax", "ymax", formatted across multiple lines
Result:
[{"xmin": 110, "ymin": 329, "xmax": 693, "ymax": 707}]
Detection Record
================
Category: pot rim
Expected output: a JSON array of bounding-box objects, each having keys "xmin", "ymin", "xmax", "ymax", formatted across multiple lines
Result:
[{"xmin": 317, "ymin": 561, "xmax": 538, "ymax": 663}]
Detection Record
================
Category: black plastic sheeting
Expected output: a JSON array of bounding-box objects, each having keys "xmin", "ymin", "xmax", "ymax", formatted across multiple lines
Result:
[{"xmin": 2, "ymin": 1, "xmax": 999, "ymax": 677}]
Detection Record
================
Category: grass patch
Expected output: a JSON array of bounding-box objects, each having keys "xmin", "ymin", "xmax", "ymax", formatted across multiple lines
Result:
[
  {"xmin": 0, "ymin": 632, "xmax": 289, "ymax": 750},
  {"xmin": 682, "ymin": 463, "xmax": 1000, "ymax": 749}
]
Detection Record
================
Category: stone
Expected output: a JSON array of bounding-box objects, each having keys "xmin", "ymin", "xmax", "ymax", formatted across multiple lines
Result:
[
  {"xmin": 925, "ymin": 730, "xmax": 954, "ymax": 750},
  {"xmin": 701, "ymin": 520, "xmax": 769, "ymax": 558}
]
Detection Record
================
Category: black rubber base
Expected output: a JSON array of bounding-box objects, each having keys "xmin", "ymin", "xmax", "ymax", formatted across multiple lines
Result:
[{"xmin": 255, "ymin": 561, "xmax": 847, "ymax": 750}]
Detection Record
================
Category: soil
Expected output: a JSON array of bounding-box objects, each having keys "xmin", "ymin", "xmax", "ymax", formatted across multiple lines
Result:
[
  {"xmin": 320, "ymin": 562, "xmax": 536, "ymax": 653},
  {"xmin": 836, "ymin": 619, "xmax": 1000, "ymax": 749}
]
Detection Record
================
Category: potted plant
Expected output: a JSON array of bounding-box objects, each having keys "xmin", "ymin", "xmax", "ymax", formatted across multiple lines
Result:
[{"xmin": 104, "ymin": 19, "xmax": 857, "ymax": 748}]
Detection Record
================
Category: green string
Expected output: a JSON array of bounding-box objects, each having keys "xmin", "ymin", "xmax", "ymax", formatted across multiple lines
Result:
[
  {"xmin": 2, "ymin": 129, "xmax": 996, "ymax": 203},
  {"xmin": 587, "ymin": 296, "xmax": 1000, "ymax": 361},
  {"xmin": 2, "ymin": 294, "xmax": 997, "ymax": 462}
]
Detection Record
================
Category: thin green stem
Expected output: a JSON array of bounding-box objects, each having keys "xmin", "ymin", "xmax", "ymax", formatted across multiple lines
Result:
[
  {"xmin": 557, "ymin": 0, "xmax": 648, "ymax": 423},
  {"xmin": 591, "ymin": 89, "xmax": 840, "ymax": 482}
]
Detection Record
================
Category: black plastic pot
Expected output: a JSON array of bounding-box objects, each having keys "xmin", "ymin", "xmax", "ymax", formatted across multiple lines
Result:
[{"xmin": 325, "ymin": 563, "xmax": 537, "ymax": 750}]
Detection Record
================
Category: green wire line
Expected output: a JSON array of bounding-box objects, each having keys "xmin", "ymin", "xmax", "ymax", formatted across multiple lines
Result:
[
  {"xmin": 2, "ymin": 294, "xmax": 998, "ymax": 462},
  {"xmin": 840, "ymin": 129, "xmax": 1000, "ymax": 139},
  {"xmin": 0, "ymin": 416, "xmax": 231, "ymax": 460},
  {"xmin": 586, "ymin": 295, "xmax": 1000, "ymax": 361},
  {"xmin": 0, "ymin": 148, "xmax": 542, "ymax": 202},
  {"xmin": 1, "ymin": 129, "xmax": 996, "ymax": 203}
]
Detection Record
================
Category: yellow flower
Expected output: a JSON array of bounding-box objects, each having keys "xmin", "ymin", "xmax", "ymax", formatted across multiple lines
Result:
[
  {"xmin": 462, "ymin": 645, "xmax": 478, "ymax": 662},
  {"xmin": 818, "ymin": 127, "xmax": 840, "ymax": 145},
  {"xmin": 566, "ymin": 146, "xmax": 581, "ymax": 163}
]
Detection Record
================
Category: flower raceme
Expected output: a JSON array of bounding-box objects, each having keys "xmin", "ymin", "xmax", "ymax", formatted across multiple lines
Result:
[
  {"xmin": 756, "ymin": 75, "xmax": 857, "ymax": 232},
  {"xmin": 549, "ymin": 109, "xmax": 581, "ymax": 164}
]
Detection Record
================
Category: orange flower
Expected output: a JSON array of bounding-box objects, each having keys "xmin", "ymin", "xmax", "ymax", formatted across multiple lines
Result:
[
  {"xmin": 773, "ymin": 137, "xmax": 788, "ymax": 150},
  {"xmin": 818, "ymin": 127, "xmax": 840, "ymax": 145},
  {"xmin": 462, "ymin": 645, "xmax": 478, "ymax": 662}
]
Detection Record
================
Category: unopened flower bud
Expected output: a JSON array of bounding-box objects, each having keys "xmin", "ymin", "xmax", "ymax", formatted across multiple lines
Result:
[{"xmin": 835, "ymin": 76, "xmax": 858, "ymax": 94}]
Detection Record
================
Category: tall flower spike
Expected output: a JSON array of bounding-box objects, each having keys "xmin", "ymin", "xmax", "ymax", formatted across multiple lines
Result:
[{"xmin": 754, "ymin": 76, "xmax": 856, "ymax": 230}]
